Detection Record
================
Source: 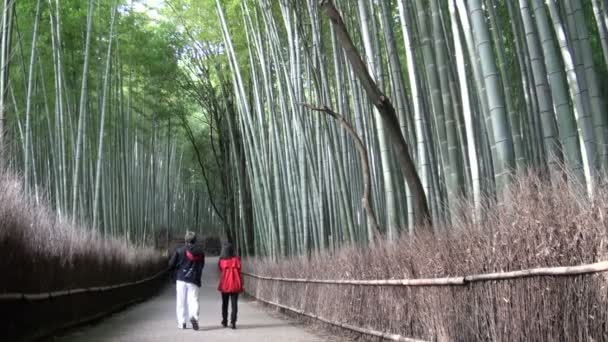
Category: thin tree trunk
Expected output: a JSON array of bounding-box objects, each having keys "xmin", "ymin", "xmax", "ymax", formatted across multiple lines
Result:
[
  {"xmin": 92, "ymin": 4, "xmax": 117, "ymax": 229},
  {"xmin": 0, "ymin": 0, "xmax": 13, "ymax": 166},
  {"xmin": 23, "ymin": 0, "xmax": 41, "ymax": 191},
  {"xmin": 71, "ymin": 0, "xmax": 94, "ymax": 221}
]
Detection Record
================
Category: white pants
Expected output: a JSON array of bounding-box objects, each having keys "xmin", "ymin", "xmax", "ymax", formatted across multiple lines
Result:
[{"xmin": 176, "ymin": 280, "xmax": 200, "ymax": 325}]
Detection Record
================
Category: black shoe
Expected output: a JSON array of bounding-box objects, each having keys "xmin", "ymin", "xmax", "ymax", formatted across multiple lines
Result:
[
  {"xmin": 230, "ymin": 322, "xmax": 236, "ymax": 330},
  {"xmin": 190, "ymin": 318, "xmax": 199, "ymax": 331},
  {"xmin": 221, "ymin": 320, "xmax": 227, "ymax": 328}
]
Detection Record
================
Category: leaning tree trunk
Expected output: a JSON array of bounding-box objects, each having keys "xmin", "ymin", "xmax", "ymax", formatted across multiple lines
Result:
[
  {"xmin": 320, "ymin": 0, "xmax": 431, "ymax": 227},
  {"xmin": 357, "ymin": 0, "xmax": 398, "ymax": 239}
]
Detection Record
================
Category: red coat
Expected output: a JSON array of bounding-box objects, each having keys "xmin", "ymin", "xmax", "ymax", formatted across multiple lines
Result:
[{"xmin": 218, "ymin": 257, "xmax": 243, "ymax": 293}]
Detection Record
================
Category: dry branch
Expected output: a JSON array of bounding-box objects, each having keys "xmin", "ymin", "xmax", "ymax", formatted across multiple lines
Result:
[{"xmin": 301, "ymin": 103, "xmax": 380, "ymax": 237}]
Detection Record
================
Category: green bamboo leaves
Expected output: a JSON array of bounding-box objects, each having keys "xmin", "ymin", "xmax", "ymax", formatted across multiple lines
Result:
[
  {"xmin": 2, "ymin": 0, "xmax": 212, "ymax": 247},
  {"xmin": 210, "ymin": 0, "xmax": 608, "ymax": 257},
  {"xmin": 4, "ymin": 0, "xmax": 608, "ymax": 258}
]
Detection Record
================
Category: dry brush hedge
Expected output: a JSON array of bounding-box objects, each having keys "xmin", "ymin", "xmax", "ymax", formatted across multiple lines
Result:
[
  {"xmin": 0, "ymin": 171, "xmax": 165, "ymax": 294},
  {"xmin": 244, "ymin": 174, "xmax": 608, "ymax": 342},
  {"xmin": 0, "ymin": 171, "xmax": 167, "ymax": 340}
]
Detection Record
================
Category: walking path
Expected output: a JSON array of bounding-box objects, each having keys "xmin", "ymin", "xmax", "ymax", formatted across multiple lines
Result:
[{"xmin": 55, "ymin": 257, "xmax": 335, "ymax": 342}]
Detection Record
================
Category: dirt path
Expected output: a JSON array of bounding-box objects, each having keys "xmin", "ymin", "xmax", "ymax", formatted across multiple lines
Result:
[{"xmin": 55, "ymin": 257, "xmax": 335, "ymax": 342}]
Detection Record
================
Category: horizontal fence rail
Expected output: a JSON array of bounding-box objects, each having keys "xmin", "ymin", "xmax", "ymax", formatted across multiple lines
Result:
[
  {"xmin": 0, "ymin": 268, "xmax": 168, "ymax": 301},
  {"xmin": 243, "ymin": 260, "xmax": 608, "ymax": 286}
]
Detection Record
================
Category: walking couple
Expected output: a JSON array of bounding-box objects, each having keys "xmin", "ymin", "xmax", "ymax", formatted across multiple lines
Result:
[{"xmin": 168, "ymin": 232, "xmax": 243, "ymax": 331}]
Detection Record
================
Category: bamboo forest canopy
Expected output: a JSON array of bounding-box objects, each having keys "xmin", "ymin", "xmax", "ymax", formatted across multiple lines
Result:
[
  {"xmin": 2, "ymin": 0, "xmax": 608, "ymax": 257},
  {"xmin": 0, "ymin": 0, "xmax": 228, "ymax": 245}
]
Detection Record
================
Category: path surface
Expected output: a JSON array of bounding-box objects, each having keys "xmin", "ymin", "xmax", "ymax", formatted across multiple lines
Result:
[{"xmin": 55, "ymin": 257, "xmax": 334, "ymax": 342}]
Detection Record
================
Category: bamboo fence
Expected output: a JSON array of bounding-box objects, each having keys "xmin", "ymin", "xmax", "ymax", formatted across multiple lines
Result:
[{"xmin": 243, "ymin": 260, "xmax": 608, "ymax": 341}]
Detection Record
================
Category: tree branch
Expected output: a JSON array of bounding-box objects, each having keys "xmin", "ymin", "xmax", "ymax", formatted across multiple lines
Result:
[
  {"xmin": 178, "ymin": 113, "xmax": 226, "ymax": 224},
  {"xmin": 301, "ymin": 102, "xmax": 380, "ymax": 238}
]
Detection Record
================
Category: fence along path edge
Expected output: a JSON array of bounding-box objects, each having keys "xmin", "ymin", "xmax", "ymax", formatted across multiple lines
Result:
[
  {"xmin": 242, "ymin": 260, "xmax": 608, "ymax": 342},
  {"xmin": 0, "ymin": 268, "xmax": 168, "ymax": 301},
  {"xmin": 251, "ymin": 294, "xmax": 427, "ymax": 342}
]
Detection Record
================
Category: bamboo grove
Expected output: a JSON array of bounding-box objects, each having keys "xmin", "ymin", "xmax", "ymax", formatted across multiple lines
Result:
[
  {"xmin": 0, "ymin": 0, "xmax": 223, "ymax": 246},
  {"xmin": 204, "ymin": 0, "xmax": 608, "ymax": 258},
  {"xmin": 2, "ymin": 0, "xmax": 608, "ymax": 258}
]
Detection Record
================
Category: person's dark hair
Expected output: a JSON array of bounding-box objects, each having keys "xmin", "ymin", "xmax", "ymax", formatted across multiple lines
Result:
[
  {"xmin": 185, "ymin": 231, "xmax": 197, "ymax": 244},
  {"xmin": 220, "ymin": 242, "xmax": 235, "ymax": 259}
]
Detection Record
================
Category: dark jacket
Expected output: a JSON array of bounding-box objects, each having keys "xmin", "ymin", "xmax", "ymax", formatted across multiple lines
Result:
[{"xmin": 169, "ymin": 244, "xmax": 205, "ymax": 287}]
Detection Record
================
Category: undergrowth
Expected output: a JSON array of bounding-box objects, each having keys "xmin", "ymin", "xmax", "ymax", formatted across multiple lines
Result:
[
  {"xmin": 0, "ymin": 170, "xmax": 164, "ymax": 293},
  {"xmin": 246, "ymin": 173, "xmax": 608, "ymax": 341}
]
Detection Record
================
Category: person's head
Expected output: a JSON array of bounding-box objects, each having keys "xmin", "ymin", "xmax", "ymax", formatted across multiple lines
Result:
[
  {"xmin": 220, "ymin": 242, "xmax": 235, "ymax": 259},
  {"xmin": 184, "ymin": 231, "xmax": 197, "ymax": 245}
]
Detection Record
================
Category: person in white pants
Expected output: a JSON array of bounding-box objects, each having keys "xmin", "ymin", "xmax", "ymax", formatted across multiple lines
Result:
[
  {"xmin": 169, "ymin": 231, "xmax": 205, "ymax": 330},
  {"xmin": 176, "ymin": 280, "xmax": 200, "ymax": 328}
]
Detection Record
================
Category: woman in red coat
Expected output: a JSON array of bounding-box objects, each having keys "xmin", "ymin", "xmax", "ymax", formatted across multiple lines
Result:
[{"xmin": 218, "ymin": 242, "xmax": 242, "ymax": 329}]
